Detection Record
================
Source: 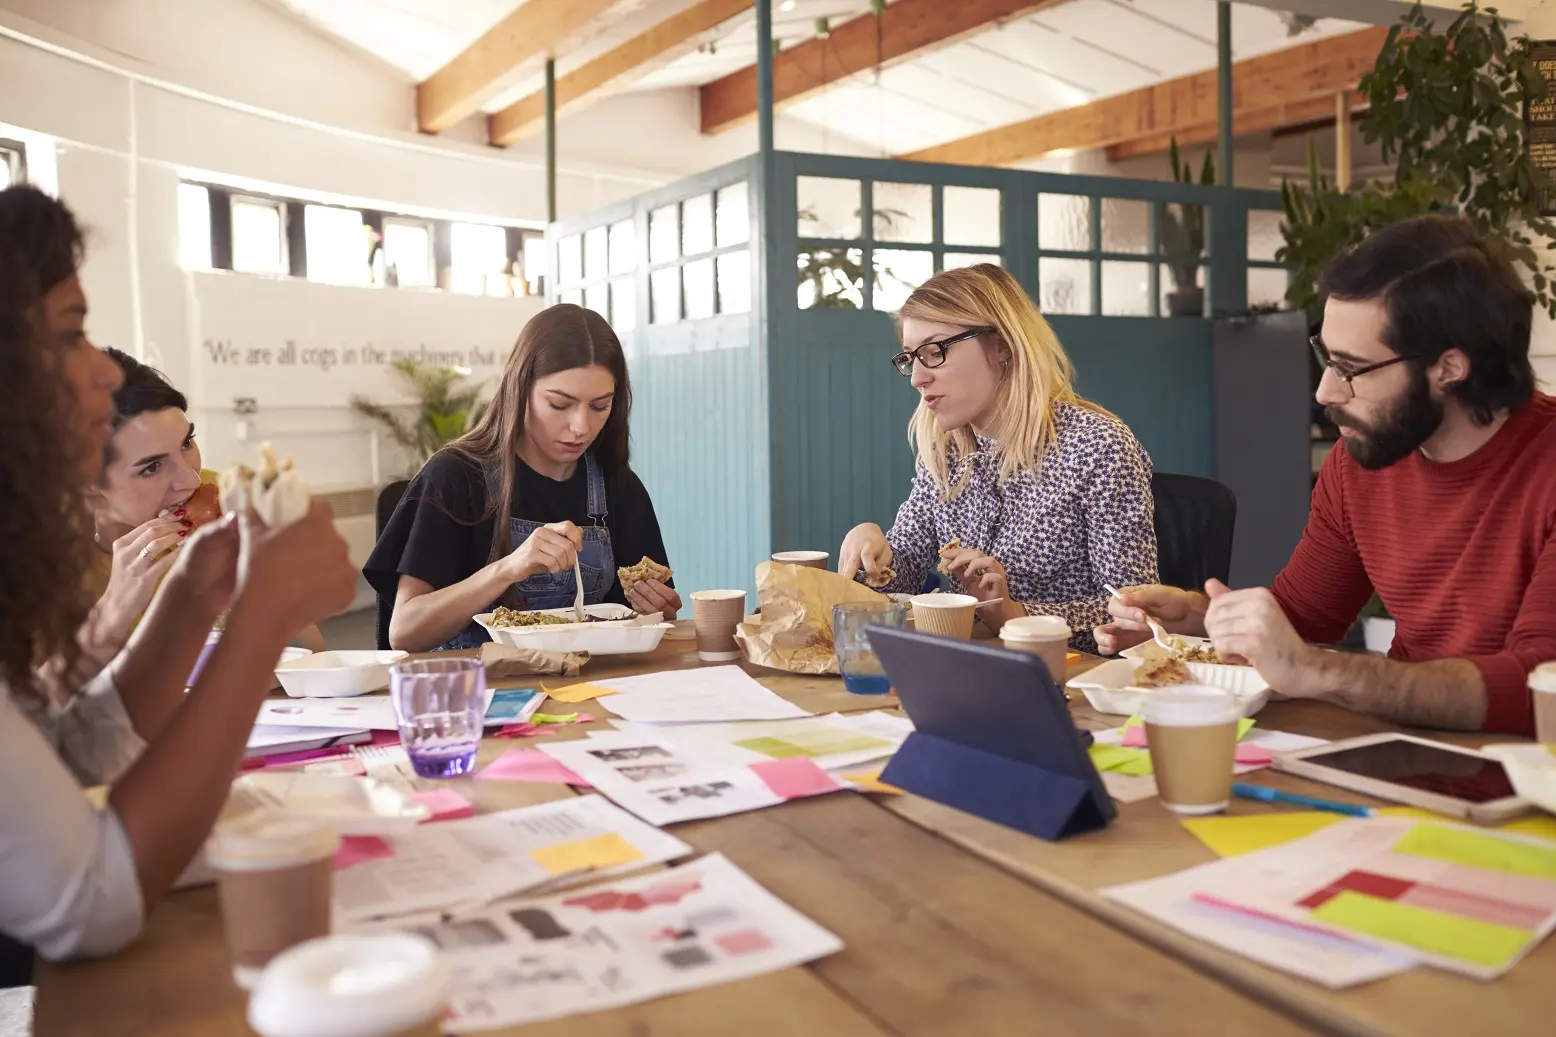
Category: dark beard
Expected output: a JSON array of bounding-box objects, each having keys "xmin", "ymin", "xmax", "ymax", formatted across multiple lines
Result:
[{"xmin": 1326, "ymin": 367, "xmax": 1444, "ymax": 470}]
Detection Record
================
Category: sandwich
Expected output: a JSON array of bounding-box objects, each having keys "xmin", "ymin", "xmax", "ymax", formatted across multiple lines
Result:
[
  {"xmin": 219, "ymin": 443, "xmax": 311, "ymax": 529},
  {"xmin": 617, "ymin": 556, "xmax": 674, "ymax": 597}
]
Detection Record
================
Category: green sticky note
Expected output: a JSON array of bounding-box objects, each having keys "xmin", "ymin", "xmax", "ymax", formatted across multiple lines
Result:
[
  {"xmin": 1311, "ymin": 891, "xmax": 1531, "ymax": 969},
  {"xmin": 1088, "ymin": 743, "xmax": 1155, "ymax": 777},
  {"xmin": 1393, "ymin": 822, "xmax": 1556, "ymax": 880},
  {"xmin": 733, "ymin": 733, "xmax": 894, "ymax": 759},
  {"xmin": 532, "ymin": 712, "xmax": 578, "ymax": 725},
  {"xmin": 1120, "ymin": 715, "xmax": 1255, "ymax": 741}
]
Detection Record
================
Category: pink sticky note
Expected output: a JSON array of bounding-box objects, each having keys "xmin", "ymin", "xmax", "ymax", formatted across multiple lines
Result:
[
  {"xmin": 477, "ymin": 748, "xmax": 591, "ymax": 787},
  {"xmin": 1120, "ymin": 725, "xmax": 1149, "ymax": 749},
  {"xmin": 1234, "ymin": 743, "xmax": 1277, "ymax": 766},
  {"xmin": 750, "ymin": 757, "xmax": 844, "ymax": 800},
  {"xmin": 574, "ymin": 713, "xmax": 597, "ymax": 724},
  {"xmin": 495, "ymin": 722, "xmax": 547, "ymax": 738},
  {"xmin": 334, "ymin": 835, "xmax": 394, "ymax": 870},
  {"xmin": 409, "ymin": 788, "xmax": 475, "ymax": 822}
]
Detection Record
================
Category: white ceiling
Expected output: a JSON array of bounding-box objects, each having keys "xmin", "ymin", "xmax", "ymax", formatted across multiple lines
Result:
[{"xmin": 270, "ymin": 0, "xmax": 1370, "ymax": 155}]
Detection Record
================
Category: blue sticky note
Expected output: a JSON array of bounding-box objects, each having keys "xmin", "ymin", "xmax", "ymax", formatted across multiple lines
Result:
[{"xmin": 485, "ymin": 687, "xmax": 543, "ymax": 725}]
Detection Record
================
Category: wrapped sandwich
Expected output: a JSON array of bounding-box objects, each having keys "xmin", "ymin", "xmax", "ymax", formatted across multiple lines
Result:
[{"xmin": 219, "ymin": 443, "xmax": 311, "ymax": 529}]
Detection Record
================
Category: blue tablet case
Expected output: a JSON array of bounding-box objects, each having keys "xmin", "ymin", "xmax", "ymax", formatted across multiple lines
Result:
[{"xmin": 870, "ymin": 627, "xmax": 1115, "ymax": 841}]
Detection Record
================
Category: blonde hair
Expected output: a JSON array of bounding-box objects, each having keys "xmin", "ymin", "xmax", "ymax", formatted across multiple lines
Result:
[{"xmin": 899, "ymin": 263, "xmax": 1104, "ymax": 498}]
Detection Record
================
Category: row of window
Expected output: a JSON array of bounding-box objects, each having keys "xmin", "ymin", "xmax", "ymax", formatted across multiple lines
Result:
[
  {"xmin": 0, "ymin": 140, "xmax": 25, "ymax": 191},
  {"xmin": 177, "ymin": 182, "xmax": 546, "ymax": 297}
]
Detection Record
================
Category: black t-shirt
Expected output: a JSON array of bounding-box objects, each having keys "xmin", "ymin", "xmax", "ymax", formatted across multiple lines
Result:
[{"xmin": 363, "ymin": 450, "xmax": 672, "ymax": 617}]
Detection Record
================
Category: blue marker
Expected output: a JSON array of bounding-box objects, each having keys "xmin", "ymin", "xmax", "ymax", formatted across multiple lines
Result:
[{"xmin": 1231, "ymin": 782, "xmax": 1374, "ymax": 818}]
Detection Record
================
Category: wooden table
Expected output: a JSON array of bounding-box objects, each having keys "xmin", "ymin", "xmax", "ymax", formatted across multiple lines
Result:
[{"xmin": 32, "ymin": 643, "xmax": 1541, "ymax": 1037}]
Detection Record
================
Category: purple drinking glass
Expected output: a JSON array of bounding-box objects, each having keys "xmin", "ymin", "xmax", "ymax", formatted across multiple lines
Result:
[{"xmin": 388, "ymin": 658, "xmax": 486, "ymax": 778}]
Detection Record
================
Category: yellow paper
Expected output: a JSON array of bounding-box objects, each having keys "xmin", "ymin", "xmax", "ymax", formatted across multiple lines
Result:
[
  {"xmin": 1183, "ymin": 806, "xmax": 1556, "ymax": 859},
  {"xmin": 840, "ymin": 769, "xmax": 905, "ymax": 795},
  {"xmin": 544, "ymin": 682, "xmax": 618, "ymax": 704},
  {"xmin": 1311, "ymin": 891, "xmax": 1531, "ymax": 969},
  {"xmin": 1393, "ymin": 822, "xmax": 1556, "ymax": 879},
  {"xmin": 1120, "ymin": 715, "xmax": 1256, "ymax": 741},
  {"xmin": 1089, "ymin": 743, "xmax": 1155, "ymax": 777},
  {"xmin": 529, "ymin": 833, "xmax": 644, "ymax": 877}
]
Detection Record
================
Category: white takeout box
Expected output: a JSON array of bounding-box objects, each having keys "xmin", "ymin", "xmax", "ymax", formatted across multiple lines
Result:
[
  {"xmin": 473, "ymin": 603, "xmax": 670, "ymax": 655},
  {"xmin": 1067, "ymin": 657, "xmax": 1272, "ymax": 718},
  {"xmin": 1481, "ymin": 744, "xmax": 1556, "ymax": 816},
  {"xmin": 274, "ymin": 650, "xmax": 408, "ymax": 698}
]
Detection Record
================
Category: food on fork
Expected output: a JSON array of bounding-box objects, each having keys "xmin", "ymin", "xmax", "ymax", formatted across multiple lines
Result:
[
  {"xmin": 219, "ymin": 443, "xmax": 312, "ymax": 529},
  {"xmin": 1133, "ymin": 657, "xmax": 1193, "ymax": 688},
  {"xmin": 617, "ymin": 556, "xmax": 673, "ymax": 596},
  {"xmin": 862, "ymin": 565, "xmax": 895, "ymax": 589},
  {"xmin": 1165, "ymin": 636, "xmax": 1223, "ymax": 664}
]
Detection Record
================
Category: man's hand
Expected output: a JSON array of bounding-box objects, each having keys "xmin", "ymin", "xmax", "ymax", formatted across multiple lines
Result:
[{"xmin": 1203, "ymin": 579, "xmax": 1316, "ymax": 695}]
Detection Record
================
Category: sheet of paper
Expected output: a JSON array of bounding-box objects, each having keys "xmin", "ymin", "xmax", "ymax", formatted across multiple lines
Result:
[
  {"xmin": 530, "ymin": 833, "xmax": 645, "ymax": 877},
  {"xmin": 255, "ymin": 689, "xmax": 497, "ymax": 731},
  {"xmin": 1185, "ymin": 807, "xmax": 1556, "ymax": 860},
  {"xmin": 591, "ymin": 666, "xmax": 811, "ymax": 723},
  {"xmin": 335, "ymin": 835, "xmax": 395, "ymax": 871},
  {"xmin": 749, "ymin": 758, "xmax": 847, "ymax": 799},
  {"xmin": 1089, "ymin": 726, "xmax": 1329, "ymax": 787},
  {"xmin": 408, "ymin": 788, "xmax": 475, "ymax": 822},
  {"xmin": 331, "ymin": 795, "xmax": 691, "ymax": 924},
  {"xmin": 478, "ymin": 748, "xmax": 591, "ymax": 787},
  {"xmin": 545, "ymin": 682, "xmax": 619, "ymax": 704},
  {"xmin": 608, "ymin": 711, "xmax": 908, "ymax": 773},
  {"xmin": 246, "ymin": 724, "xmax": 370, "ymax": 756},
  {"xmin": 1392, "ymin": 821, "xmax": 1556, "ymax": 879},
  {"xmin": 350, "ymin": 853, "xmax": 843, "ymax": 1032}
]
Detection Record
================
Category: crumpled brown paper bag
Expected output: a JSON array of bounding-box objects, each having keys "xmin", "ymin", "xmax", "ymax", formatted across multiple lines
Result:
[
  {"xmin": 479, "ymin": 642, "xmax": 587, "ymax": 679},
  {"xmin": 735, "ymin": 561, "xmax": 890, "ymax": 674}
]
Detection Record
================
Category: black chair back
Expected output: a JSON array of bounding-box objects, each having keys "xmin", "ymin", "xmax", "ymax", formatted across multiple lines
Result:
[
  {"xmin": 1151, "ymin": 472, "xmax": 1236, "ymax": 591},
  {"xmin": 375, "ymin": 479, "xmax": 410, "ymax": 651}
]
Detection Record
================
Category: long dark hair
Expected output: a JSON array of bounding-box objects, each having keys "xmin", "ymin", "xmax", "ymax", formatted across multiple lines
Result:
[
  {"xmin": 101, "ymin": 346, "xmax": 188, "ymax": 468},
  {"xmin": 446, "ymin": 303, "xmax": 632, "ymax": 561}
]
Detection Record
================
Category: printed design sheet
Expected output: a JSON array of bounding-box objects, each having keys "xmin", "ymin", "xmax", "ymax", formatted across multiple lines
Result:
[
  {"xmin": 589, "ymin": 666, "xmax": 811, "ymax": 723},
  {"xmin": 608, "ymin": 711, "xmax": 911, "ymax": 772}
]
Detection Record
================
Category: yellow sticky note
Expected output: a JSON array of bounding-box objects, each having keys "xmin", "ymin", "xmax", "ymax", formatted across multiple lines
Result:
[
  {"xmin": 1119, "ymin": 715, "xmax": 1257, "ymax": 741},
  {"xmin": 1089, "ymin": 743, "xmax": 1155, "ymax": 777},
  {"xmin": 1393, "ymin": 822, "xmax": 1556, "ymax": 880},
  {"xmin": 1182, "ymin": 813, "xmax": 1349, "ymax": 857},
  {"xmin": 841, "ymin": 769, "xmax": 904, "ymax": 796},
  {"xmin": 544, "ymin": 682, "xmax": 618, "ymax": 704},
  {"xmin": 529, "ymin": 833, "xmax": 644, "ymax": 877},
  {"xmin": 1311, "ymin": 891, "xmax": 1531, "ymax": 969}
]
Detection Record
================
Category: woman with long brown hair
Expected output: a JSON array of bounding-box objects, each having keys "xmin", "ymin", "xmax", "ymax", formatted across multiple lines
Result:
[{"xmin": 366, "ymin": 303, "xmax": 679, "ymax": 652}]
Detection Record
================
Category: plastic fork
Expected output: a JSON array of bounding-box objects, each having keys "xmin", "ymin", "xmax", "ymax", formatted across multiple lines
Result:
[
  {"xmin": 573, "ymin": 554, "xmax": 586, "ymax": 622},
  {"xmin": 1104, "ymin": 583, "xmax": 1176, "ymax": 652}
]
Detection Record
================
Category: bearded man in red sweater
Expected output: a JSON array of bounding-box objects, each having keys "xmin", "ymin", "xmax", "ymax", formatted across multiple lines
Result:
[{"xmin": 1097, "ymin": 215, "xmax": 1556, "ymax": 736}]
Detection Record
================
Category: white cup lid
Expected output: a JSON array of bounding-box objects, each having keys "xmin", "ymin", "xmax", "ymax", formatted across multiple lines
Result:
[
  {"xmin": 1140, "ymin": 684, "xmax": 1242, "ymax": 726},
  {"xmin": 206, "ymin": 815, "xmax": 340, "ymax": 872},
  {"xmin": 248, "ymin": 934, "xmax": 449, "ymax": 1037},
  {"xmin": 909, "ymin": 593, "xmax": 978, "ymax": 609},
  {"xmin": 1001, "ymin": 615, "xmax": 1071, "ymax": 641},
  {"xmin": 1530, "ymin": 662, "xmax": 1556, "ymax": 694}
]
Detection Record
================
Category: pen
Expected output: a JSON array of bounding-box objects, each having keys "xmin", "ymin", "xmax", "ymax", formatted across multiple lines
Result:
[{"xmin": 1231, "ymin": 782, "xmax": 1374, "ymax": 817}]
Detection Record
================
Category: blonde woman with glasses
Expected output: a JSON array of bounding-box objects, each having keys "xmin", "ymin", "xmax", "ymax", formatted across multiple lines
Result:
[{"xmin": 838, "ymin": 264, "xmax": 1157, "ymax": 651}]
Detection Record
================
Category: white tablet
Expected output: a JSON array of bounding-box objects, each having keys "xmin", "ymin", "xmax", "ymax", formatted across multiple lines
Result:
[{"xmin": 1272, "ymin": 732, "xmax": 1530, "ymax": 824}]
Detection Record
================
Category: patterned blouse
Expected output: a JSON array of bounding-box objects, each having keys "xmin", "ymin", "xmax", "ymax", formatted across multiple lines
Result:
[{"xmin": 879, "ymin": 403, "xmax": 1159, "ymax": 652}]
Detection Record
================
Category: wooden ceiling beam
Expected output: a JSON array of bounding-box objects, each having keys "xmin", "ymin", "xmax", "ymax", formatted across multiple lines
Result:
[
  {"xmin": 895, "ymin": 26, "xmax": 1388, "ymax": 167},
  {"xmin": 417, "ymin": 0, "xmax": 654, "ymax": 134},
  {"xmin": 698, "ymin": 0, "xmax": 1068, "ymax": 136},
  {"xmin": 1104, "ymin": 91, "xmax": 1368, "ymax": 163}
]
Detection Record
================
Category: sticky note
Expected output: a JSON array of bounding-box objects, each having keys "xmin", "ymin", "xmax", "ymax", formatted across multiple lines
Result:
[
  {"xmin": 1233, "ymin": 743, "xmax": 1277, "ymax": 766},
  {"xmin": 1119, "ymin": 716, "xmax": 1255, "ymax": 748},
  {"xmin": 1311, "ymin": 890, "xmax": 1531, "ymax": 969},
  {"xmin": 544, "ymin": 682, "xmax": 618, "ymax": 704},
  {"xmin": 1088, "ymin": 743, "xmax": 1155, "ymax": 777},
  {"xmin": 334, "ymin": 835, "xmax": 394, "ymax": 870},
  {"xmin": 529, "ymin": 833, "xmax": 644, "ymax": 877},
  {"xmin": 1393, "ymin": 822, "xmax": 1556, "ymax": 880},
  {"xmin": 750, "ymin": 757, "xmax": 845, "ymax": 799},
  {"xmin": 840, "ymin": 769, "xmax": 904, "ymax": 795},
  {"xmin": 477, "ymin": 748, "xmax": 591, "ymax": 786},
  {"xmin": 734, "ymin": 733, "xmax": 894, "ymax": 759},
  {"xmin": 533, "ymin": 712, "xmax": 579, "ymax": 724},
  {"xmin": 408, "ymin": 788, "xmax": 475, "ymax": 822},
  {"xmin": 494, "ymin": 722, "xmax": 545, "ymax": 738},
  {"xmin": 1182, "ymin": 813, "xmax": 1357, "ymax": 857}
]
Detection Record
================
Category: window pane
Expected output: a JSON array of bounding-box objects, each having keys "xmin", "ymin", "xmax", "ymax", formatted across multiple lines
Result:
[
  {"xmin": 177, "ymin": 183, "xmax": 212, "ymax": 270},
  {"xmin": 650, "ymin": 205, "xmax": 679, "ymax": 264},
  {"xmin": 944, "ymin": 186, "xmax": 1001, "ymax": 247},
  {"xmin": 522, "ymin": 235, "xmax": 547, "ymax": 293},
  {"xmin": 1101, "ymin": 198, "xmax": 1150, "ymax": 255},
  {"xmin": 683, "ymin": 257, "xmax": 715, "ymax": 320},
  {"xmin": 304, "ymin": 205, "xmax": 369, "ymax": 286},
  {"xmin": 451, "ymin": 223, "xmax": 508, "ymax": 295},
  {"xmin": 716, "ymin": 182, "xmax": 749, "ymax": 247},
  {"xmin": 650, "ymin": 267, "xmax": 680, "ymax": 324},
  {"xmin": 383, "ymin": 220, "xmax": 433, "ymax": 287},
  {"xmin": 1038, "ymin": 194, "xmax": 1091, "ymax": 252},
  {"xmin": 608, "ymin": 219, "xmax": 635, "ymax": 275},
  {"xmin": 1163, "ymin": 266, "xmax": 1208, "ymax": 316},
  {"xmin": 1248, "ymin": 209, "xmax": 1283, "ymax": 263},
  {"xmin": 873, "ymin": 182, "xmax": 931, "ymax": 243},
  {"xmin": 873, "ymin": 249, "xmax": 933, "ymax": 311},
  {"xmin": 585, "ymin": 282, "xmax": 608, "ymax": 318},
  {"xmin": 0, "ymin": 158, "xmax": 10, "ymax": 190},
  {"xmin": 797, "ymin": 176, "xmax": 861, "ymax": 239},
  {"xmin": 944, "ymin": 252, "xmax": 1000, "ymax": 270},
  {"xmin": 1248, "ymin": 267, "xmax": 1288, "ymax": 309},
  {"xmin": 717, "ymin": 250, "xmax": 750, "ymax": 315},
  {"xmin": 1040, "ymin": 258, "xmax": 1092, "ymax": 315},
  {"xmin": 584, "ymin": 226, "xmax": 608, "ymax": 281},
  {"xmin": 797, "ymin": 248, "xmax": 863, "ymax": 310},
  {"xmin": 682, "ymin": 193, "xmax": 714, "ymax": 256},
  {"xmin": 558, "ymin": 234, "xmax": 583, "ymax": 285},
  {"xmin": 611, "ymin": 278, "xmax": 636, "ymax": 331},
  {"xmin": 562, "ymin": 289, "xmax": 584, "ymax": 307},
  {"xmin": 231, "ymin": 199, "xmax": 286, "ymax": 275},
  {"xmin": 1101, "ymin": 260, "xmax": 1152, "ymax": 316}
]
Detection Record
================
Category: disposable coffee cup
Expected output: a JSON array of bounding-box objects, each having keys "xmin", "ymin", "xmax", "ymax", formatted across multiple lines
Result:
[
  {"xmin": 206, "ymin": 815, "xmax": 340, "ymax": 989},
  {"xmin": 908, "ymin": 593, "xmax": 978, "ymax": 639},
  {"xmin": 1001, "ymin": 615, "xmax": 1071, "ymax": 681},
  {"xmin": 1141, "ymin": 685, "xmax": 1241, "ymax": 816},
  {"xmin": 248, "ymin": 933, "xmax": 450, "ymax": 1037},
  {"xmin": 1532, "ymin": 663, "xmax": 1556, "ymax": 745},
  {"xmin": 691, "ymin": 589, "xmax": 746, "ymax": 662},
  {"xmin": 771, "ymin": 550, "xmax": 828, "ymax": 569}
]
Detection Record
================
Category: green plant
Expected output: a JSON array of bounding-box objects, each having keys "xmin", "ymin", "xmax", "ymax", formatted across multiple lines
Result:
[
  {"xmin": 795, "ymin": 207, "xmax": 911, "ymax": 309},
  {"xmin": 350, "ymin": 359, "xmax": 488, "ymax": 474},
  {"xmin": 1160, "ymin": 138, "xmax": 1215, "ymax": 291},
  {"xmin": 1279, "ymin": 1, "xmax": 1556, "ymax": 323}
]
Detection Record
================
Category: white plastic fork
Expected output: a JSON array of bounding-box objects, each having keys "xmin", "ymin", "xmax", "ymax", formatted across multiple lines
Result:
[
  {"xmin": 573, "ymin": 554, "xmax": 586, "ymax": 622},
  {"xmin": 1104, "ymin": 583, "xmax": 1176, "ymax": 652}
]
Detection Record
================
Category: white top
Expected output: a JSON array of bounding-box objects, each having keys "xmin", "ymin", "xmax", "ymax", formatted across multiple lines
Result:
[{"xmin": 1, "ymin": 669, "xmax": 147, "ymax": 959}]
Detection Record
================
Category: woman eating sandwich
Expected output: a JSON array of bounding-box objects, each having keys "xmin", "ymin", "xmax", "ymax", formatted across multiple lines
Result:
[{"xmin": 365, "ymin": 303, "xmax": 679, "ymax": 652}]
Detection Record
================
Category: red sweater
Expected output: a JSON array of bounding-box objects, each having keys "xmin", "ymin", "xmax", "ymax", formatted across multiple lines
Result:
[{"xmin": 1272, "ymin": 392, "xmax": 1556, "ymax": 735}]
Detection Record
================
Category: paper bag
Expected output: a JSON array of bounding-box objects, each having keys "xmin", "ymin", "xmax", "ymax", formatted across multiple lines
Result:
[
  {"xmin": 735, "ymin": 562, "xmax": 890, "ymax": 674},
  {"xmin": 479, "ymin": 642, "xmax": 586, "ymax": 679}
]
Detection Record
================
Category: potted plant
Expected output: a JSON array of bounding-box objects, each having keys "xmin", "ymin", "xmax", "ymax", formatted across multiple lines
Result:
[
  {"xmin": 1279, "ymin": 1, "xmax": 1556, "ymax": 325},
  {"xmin": 350, "ymin": 359, "xmax": 488, "ymax": 476},
  {"xmin": 1160, "ymin": 138, "xmax": 1214, "ymax": 317}
]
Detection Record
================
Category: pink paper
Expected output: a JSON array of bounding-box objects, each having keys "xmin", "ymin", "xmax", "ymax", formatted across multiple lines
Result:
[
  {"xmin": 494, "ymin": 722, "xmax": 547, "ymax": 738},
  {"xmin": 574, "ymin": 713, "xmax": 597, "ymax": 724},
  {"xmin": 1120, "ymin": 725, "xmax": 1148, "ymax": 749},
  {"xmin": 750, "ymin": 757, "xmax": 844, "ymax": 799},
  {"xmin": 1233, "ymin": 743, "xmax": 1277, "ymax": 766},
  {"xmin": 477, "ymin": 748, "xmax": 591, "ymax": 787},
  {"xmin": 334, "ymin": 835, "xmax": 394, "ymax": 870},
  {"xmin": 409, "ymin": 788, "xmax": 475, "ymax": 822}
]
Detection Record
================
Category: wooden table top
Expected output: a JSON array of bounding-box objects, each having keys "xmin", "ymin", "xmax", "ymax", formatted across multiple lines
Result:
[{"xmin": 32, "ymin": 642, "xmax": 1543, "ymax": 1037}]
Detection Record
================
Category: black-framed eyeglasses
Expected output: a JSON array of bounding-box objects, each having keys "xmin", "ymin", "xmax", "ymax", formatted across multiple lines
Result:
[
  {"xmin": 891, "ymin": 327, "xmax": 993, "ymax": 377},
  {"xmin": 1309, "ymin": 335, "xmax": 1414, "ymax": 399}
]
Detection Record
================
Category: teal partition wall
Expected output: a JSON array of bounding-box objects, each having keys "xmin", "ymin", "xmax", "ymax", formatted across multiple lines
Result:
[{"xmin": 549, "ymin": 150, "xmax": 1289, "ymax": 594}]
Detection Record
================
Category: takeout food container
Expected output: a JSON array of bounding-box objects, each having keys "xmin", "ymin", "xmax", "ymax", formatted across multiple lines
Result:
[
  {"xmin": 1067, "ymin": 657, "xmax": 1272, "ymax": 718},
  {"xmin": 473, "ymin": 603, "xmax": 670, "ymax": 655},
  {"xmin": 192, "ymin": 634, "xmax": 310, "ymax": 690},
  {"xmin": 229, "ymin": 772, "xmax": 432, "ymax": 836},
  {"xmin": 1480, "ymin": 744, "xmax": 1556, "ymax": 815},
  {"xmin": 1121, "ymin": 636, "xmax": 1222, "ymax": 662},
  {"xmin": 274, "ymin": 650, "xmax": 408, "ymax": 699}
]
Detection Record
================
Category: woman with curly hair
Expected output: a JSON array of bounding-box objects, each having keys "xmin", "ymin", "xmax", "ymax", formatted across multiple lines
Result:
[{"xmin": 0, "ymin": 185, "xmax": 358, "ymax": 963}]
